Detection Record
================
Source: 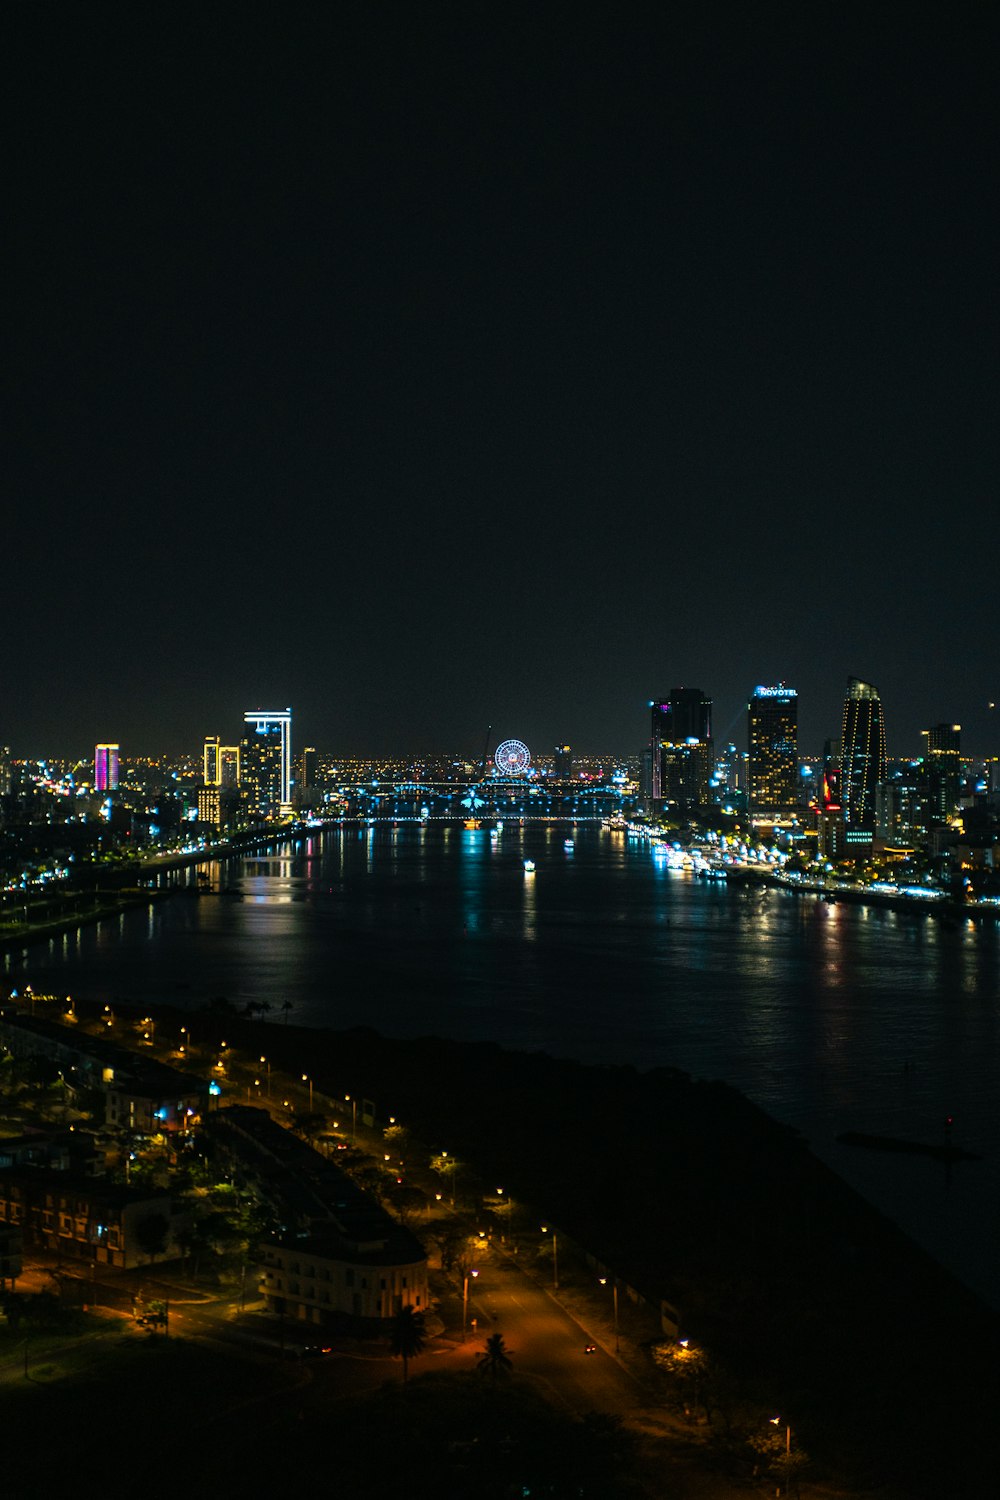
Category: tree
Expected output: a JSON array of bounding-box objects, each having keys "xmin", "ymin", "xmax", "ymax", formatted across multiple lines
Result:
[
  {"xmin": 385, "ymin": 1181, "xmax": 427, "ymax": 1227},
  {"xmin": 134, "ymin": 1211, "xmax": 170, "ymax": 1266},
  {"xmin": 477, "ymin": 1331, "xmax": 513, "ymax": 1384},
  {"xmin": 428, "ymin": 1222, "xmax": 477, "ymax": 1279},
  {"xmin": 388, "ymin": 1304, "xmax": 426, "ymax": 1384}
]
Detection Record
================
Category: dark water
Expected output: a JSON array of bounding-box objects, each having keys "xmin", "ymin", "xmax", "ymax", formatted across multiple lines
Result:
[{"xmin": 7, "ymin": 824, "xmax": 1000, "ymax": 1305}]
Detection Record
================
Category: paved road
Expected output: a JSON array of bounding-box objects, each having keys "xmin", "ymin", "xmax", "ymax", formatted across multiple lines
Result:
[{"xmin": 460, "ymin": 1246, "xmax": 649, "ymax": 1417}]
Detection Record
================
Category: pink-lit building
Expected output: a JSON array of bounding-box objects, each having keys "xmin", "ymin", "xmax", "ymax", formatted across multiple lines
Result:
[{"xmin": 94, "ymin": 743, "xmax": 119, "ymax": 791}]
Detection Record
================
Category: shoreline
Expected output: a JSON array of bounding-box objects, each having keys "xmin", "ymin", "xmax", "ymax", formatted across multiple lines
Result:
[
  {"xmin": 62, "ymin": 996, "xmax": 1000, "ymax": 1497},
  {"xmin": 7, "ymin": 822, "xmax": 996, "ymax": 965},
  {"xmin": 0, "ymin": 823, "xmax": 322, "ymax": 956}
]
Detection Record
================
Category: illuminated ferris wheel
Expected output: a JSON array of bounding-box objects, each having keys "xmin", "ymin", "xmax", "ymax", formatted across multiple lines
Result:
[{"xmin": 493, "ymin": 738, "xmax": 532, "ymax": 777}]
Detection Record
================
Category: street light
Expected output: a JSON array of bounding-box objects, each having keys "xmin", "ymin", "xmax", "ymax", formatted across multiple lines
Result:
[
  {"xmin": 345, "ymin": 1094, "xmax": 357, "ymax": 1143},
  {"xmin": 599, "ymin": 1275, "xmax": 619, "ymax": 1353},
  {"xmin": 770, "ymin": 1415, "xmax": 792, "ymax": 1494},
  {"xmin": 462, "ymin": 1268, "xmax": 479, "ymax": 1340},
  {"xmin": 541, "ymin": 1225, "xmax": 558, "ymax": 1290},
  {"xmin": 303, "ymin": 1073, "xmax": 313, "ymax": 1112},
  {"xmin": 260, "ymin": 1056, "xmax": 270, "ymax": 1096}
]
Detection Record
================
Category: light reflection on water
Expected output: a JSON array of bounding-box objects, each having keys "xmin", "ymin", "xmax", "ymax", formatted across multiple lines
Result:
[{"xmin": 5, "ymin": 825, "xmax": 1000, "ymax": 1305}]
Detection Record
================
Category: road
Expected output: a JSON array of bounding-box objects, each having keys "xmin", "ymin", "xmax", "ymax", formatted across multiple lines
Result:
[{"xmin": 459, "ymin": 1244, "xmax": 649, "ymax": 1417}]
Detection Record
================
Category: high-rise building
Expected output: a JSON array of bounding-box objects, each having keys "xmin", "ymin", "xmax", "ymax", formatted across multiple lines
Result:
[
  {"xmin": 922, "ymin": 722, "xmax": 961, "ymax": 824},
  {"xmin": 841, "ymin": 678, "xmax": 887, "ymax": 828},
  {"xmin": 650, "ymin": 689, "xmax": 712, "ymax": 807},
  {"xmin": 553, "ymin": 745, "xmax": 573, "ymax": 779},
  {"xmin": 204, "ymin": 735, "xmax": 220, "ymax": 785},
  {"xmin": 649, "ymin": 701, "xmax": 672, "ymax": 803},
  {"xmin": 300, "ymin": 746, "xmax": 318, "ymax": 790},
  {"xmin": 660, "ymin": 739, "xmax": 712, "ymax": 809},
  {"xmin": 94, "ymin": 743, "xmax": 120, "ymax": 792},
  {"xmin": 747, "ymin": 686, "xmax": 798, "ymax": 818},
  {"xmin": 668, "ymin": 687, "xmax": 712, "ymax": 743},
  {"xmin": 242, "ymin": 708, "xmax": 292, "ymax": 815},
  {"xmin": 204, "ymin": 735, "xmax": 240, "ymax": 788}
]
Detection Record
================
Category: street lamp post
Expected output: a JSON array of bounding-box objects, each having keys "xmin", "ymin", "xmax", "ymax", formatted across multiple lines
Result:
[
  {"xmin": 303, "ymin": 1074, "xmax": 313, "ymax": 1112},
  {"xmin": 462, "ymin": 1268, "xmax": 479, "ymax": 1340},
  {"xmin": 260, "ymin": 1056, "xmax": 270, "ymax": 1096},
  {"xmin": 770, "ymin": 1416, "xmax": 792, "ymax": 1494},
  {"xmin": 599, "ymin": 1276, "xmax": 619, "ymax": 1353},
  {"xmin": 541, "ymin": 1226, "xmax": 558, "ymax": 1290},
  {"xmin": 345, "ymin": 1094, "xmax": 357, "ymax": 1143}
]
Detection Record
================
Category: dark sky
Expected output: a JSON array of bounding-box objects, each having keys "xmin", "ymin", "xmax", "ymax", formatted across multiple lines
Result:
[{"xmin": 6, "ymin": 4, "xmax": 999, "ymax": 759}]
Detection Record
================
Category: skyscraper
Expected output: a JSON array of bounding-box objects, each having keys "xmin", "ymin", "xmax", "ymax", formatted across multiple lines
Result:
[
  {"xmin": 668, "ymin": 687, "xmax": 712, "ymax": 743},
  {"xmin": 747, "ymin": 685, "xmax": 798, "ymax": 818},
  {"xmin": 553, "ymin": 745, "xmax": 573, "ymax": 779},
  {"xmin": 650, "ymin": 689, "xmax": 712, "ymax": 807},
  {"xmin": 242, "ymin": 708, "xmax": 292, "ymax": 815},
  {"xmin": 841, "ymin": 677, "xmax": 887, "ymax": 827},
  {"xmin": 94, "ymin": 743, "xmax": 119, "ymax": 792},
  {"xmin": 204, "ymin": 736, "xmax": 241, "ymax": 788},
  {"xmin": 922, "ymin": 722, "xmax": 961, "ymax": 823},
  {"xmin": 649, "ymin": 700, "xmax": 672, "ymax": 803}
]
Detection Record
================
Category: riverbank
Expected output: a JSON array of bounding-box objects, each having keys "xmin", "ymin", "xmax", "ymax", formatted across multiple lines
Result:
[
  {"xmin": 0, "ymin": 823, "xmax": 325, "ymax": 956},
  {"xmin": 96, "ymin": 998, "xmax": 1000, "ymax": 1498}
]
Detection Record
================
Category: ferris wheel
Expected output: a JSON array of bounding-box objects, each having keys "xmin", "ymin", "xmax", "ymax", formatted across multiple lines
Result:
[{"xmin": 493, "ymin": 738, "xmax": 532, "ymax": 776}]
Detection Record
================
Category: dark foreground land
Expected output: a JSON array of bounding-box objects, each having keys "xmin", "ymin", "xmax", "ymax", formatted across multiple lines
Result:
[
  {"xmin": 7, "ymin": 1003, "xmax": 999, "ymax": 1498},
  {"xmin": 188, "ymin": 1014, "xmax": 998, "ymax": 1499}
]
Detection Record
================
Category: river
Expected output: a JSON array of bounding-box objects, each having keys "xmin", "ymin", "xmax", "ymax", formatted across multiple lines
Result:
[{"xmin": 5, "ymin": 822, "xmax": 999, "ymax": 1305}]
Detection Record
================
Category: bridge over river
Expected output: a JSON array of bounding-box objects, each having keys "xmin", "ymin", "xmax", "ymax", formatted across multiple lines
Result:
[{"xmin": 337, "ymin": 778, "xmax": 632, "ymax": 823}]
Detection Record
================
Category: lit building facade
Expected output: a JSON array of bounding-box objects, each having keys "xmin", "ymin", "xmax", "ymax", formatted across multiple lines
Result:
[
  {"xmin": 94, "ymin": 743, "xmax": 119, "ymax": 792},
  {"xmin": 650, "ymin": 689, "xmax": 712, "ymax": 808},
  {"xmin": 841, "ymin": 678, "xmax": 886, "ymax": 828},
  {"xmin": 553, "ymin": 744, "xmax": 573, "ymax": 779},
  {"xmin": 922, "ymin": 722, "xmax": 961, "ymax": 824},
  {"xmin": 242, "ymin": 708, "xmax": 292, "ymax": 815},
  {"xmin": 204, "ymin": 736, "xmax": 241, "ymax": 788},
  {"xmin": 747, "ymin": 686, "xmax": 798, "ymax": 819}
]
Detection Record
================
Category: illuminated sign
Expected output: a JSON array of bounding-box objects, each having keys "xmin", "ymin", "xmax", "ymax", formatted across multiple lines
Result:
[{"xmin": 753, "ymin": 686, "xmax": 797, "ymax": 699}]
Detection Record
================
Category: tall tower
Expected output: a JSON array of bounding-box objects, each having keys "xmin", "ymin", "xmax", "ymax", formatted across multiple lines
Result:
[
  {"xmin": 242, "ymin": 708, "xmax": 292, "ymax": 814},
  {"xmin": 649, "ymin": 700, "xmax": 673, "ymax": 803},
  {"xmin": 650, "ymin": 689, "xmax": 712, "ymax": 808},
  {"xmin": 553, "ymin": 745, "xmax": 573, "ymax": 779},
  {"xmin": 94, "ymin": 743, "xmax": 120, "ymax": 792},
  {"xmin": 668, "ymin": 687, "xmax": 712, "ymax": 743},
  {"xmin": 204, "ymin": 735, "xmax": 241, "ymax": 788},
  {"xmin": 747, "ymin": 685, "xmax": 798, "ymax": 819},
  {"xmin": 922, "ymin": 722, "xmax": 961, "ymax": 823},
  {"xmin": 841, "ymin": 678, "xmax": 886, "ymax": 827}
]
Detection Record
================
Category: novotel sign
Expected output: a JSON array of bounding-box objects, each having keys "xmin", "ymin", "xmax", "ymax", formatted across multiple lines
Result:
[{"xmin": 753, "ymin": 685, "xmax": 797, "ymax": 698}]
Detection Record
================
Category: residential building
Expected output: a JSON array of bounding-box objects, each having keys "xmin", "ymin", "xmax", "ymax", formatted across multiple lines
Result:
[{"xmin": 203, "ymin": 1106, "xmax": 428, "ymax": 1329}]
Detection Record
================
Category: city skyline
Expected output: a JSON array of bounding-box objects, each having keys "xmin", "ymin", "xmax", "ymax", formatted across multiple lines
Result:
[
  {"xmin": 6, "ymin": 11, "xmax": 997, "ymax": 758},
  {"xmin": 5, "ymin": 669, "xmax": 996, "ymax": 765}
]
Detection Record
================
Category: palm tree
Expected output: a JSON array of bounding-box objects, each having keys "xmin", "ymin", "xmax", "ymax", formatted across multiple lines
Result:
[
  {"xmin": 388, "ymin": 1304, "xmax": 426, "ymax": 1384},
  {"xmin": 477, "ymin": 1331, "xmax": 513, "ymax": 1384}
]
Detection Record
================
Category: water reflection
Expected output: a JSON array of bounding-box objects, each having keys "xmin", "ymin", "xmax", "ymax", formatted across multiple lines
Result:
[{"xmin": 7, "ymin": 826, "xmax": 1000, "ymax": 1304}]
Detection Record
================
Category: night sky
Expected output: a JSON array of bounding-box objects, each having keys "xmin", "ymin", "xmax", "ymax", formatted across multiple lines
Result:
[{"xmin": 6, "ymin": 5, "xmax": 999, "ymax": 759}]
